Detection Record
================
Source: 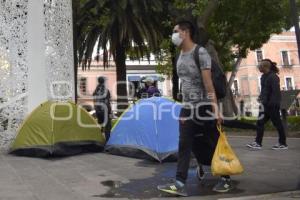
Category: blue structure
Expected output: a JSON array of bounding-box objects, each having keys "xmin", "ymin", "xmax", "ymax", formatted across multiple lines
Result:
[{"xmin": 106, "ymin": 97, "xmax": 182, "ymax": 162}]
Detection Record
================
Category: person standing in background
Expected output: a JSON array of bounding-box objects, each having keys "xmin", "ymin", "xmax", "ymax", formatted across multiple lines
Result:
[
  {"xmin": 145, "ymin": 77, "xmax": 161, "ymax": 97},
  {"xmin": 93, "ymin": 77, "xmax": 112, "ymax": 142}
]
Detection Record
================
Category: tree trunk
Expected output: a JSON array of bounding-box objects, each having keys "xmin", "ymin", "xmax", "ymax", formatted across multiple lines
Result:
[
  {"xmin": 205, "ymin": 41, "xmax": 238, "ymax": 117},
  {"xmin": 197, "ymin": 0, "xmax": 219, "ymax": 28},
  {"xmin": 222, "ymin": 57, "xmax": 243, "ymax": 118},
  {"xmin": 194, "ymin": 0, "xmax": 238, "ymax": 117},
  {"xmin": 221, "ymin": 87, "xmax": 238, "ymax": 118},
  {"xmin": 72, "ymin": 0, "xmax": 78, "ymax": 103},
  {"xmin": 115, "ymin": 42, "xmax": 128, "ymax": 113},
  {"xmin": 290, "ymin": 0, "xmax": 300, "ymax": 63},
  {"xmin": 174, "ymin": 1, "xmax": 238, "ymax": 116},
  {"xmin": 228, "ymin": 57, "xmax": 242, "ymax": 88}
]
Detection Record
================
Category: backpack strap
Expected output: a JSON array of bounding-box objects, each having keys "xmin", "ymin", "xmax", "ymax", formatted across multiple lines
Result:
[
  {"xmin": 193, "ymin": 44, "xmax": 201, "ymax": 71},
  {"xmin": 175, "ymin": 53, "xmax": 183, "ymax": 101}
]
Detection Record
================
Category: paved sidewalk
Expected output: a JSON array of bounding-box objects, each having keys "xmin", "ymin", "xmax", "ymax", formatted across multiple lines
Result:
[
  {"xmin": 219, "ymin": 190, "xmax": 300, "ymax": 200},
  {"xmin": 0, "ymin": 136, "xmax": 299, "ymax": 200}
]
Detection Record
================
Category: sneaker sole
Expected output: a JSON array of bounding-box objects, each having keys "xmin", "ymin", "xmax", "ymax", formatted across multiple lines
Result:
[
  {"xmin": 157, "ymin": 188, "xmax": 188, "ymax": 197},
  {"xmin": 272, "ymin": 147, "xmax": 288, "ymax": 150},
  {"xmin": 246, "ymin": 144, "xmax": 262, "ymax": 150},
  {"xmin": 213, "ymin": 185, "xmax": 234, "ymax": 193},
  {"xmin": 213, "ymin": 187, "xmax": 232, "ymax": 193}
]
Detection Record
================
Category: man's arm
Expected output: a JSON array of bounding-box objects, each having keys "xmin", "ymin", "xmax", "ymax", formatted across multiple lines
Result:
[
  {"xmin": 201, "ymin": 69, "xmax": 221, "ymax": 124},
  {"xmin": 197, "ymin": 47, "xmax": 221, "ymax": 124}
]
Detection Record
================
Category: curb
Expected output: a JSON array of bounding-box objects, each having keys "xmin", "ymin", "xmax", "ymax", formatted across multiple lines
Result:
[{"xmin": 218, "ymin": 190, "xmax": 300, "ymax": 200}]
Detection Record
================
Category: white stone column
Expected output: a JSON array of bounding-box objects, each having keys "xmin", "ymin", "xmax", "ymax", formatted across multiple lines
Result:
[
  {"xmin": 0, "ymin": 0, "xmax": 29, "ymax": 149},
  {"xmin": 0, "ymin": 0, "xmax": 75, "ymax": 150},
  {"xmin": 27, "ymin": 0, "xmax": 47, "ymax": 112},
  {"xmin": 44, "ymin": 0, "xmax": 75, "ymax": 103}
]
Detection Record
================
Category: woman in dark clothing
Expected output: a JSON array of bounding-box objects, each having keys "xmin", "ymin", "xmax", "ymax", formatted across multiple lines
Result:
[{"xmin": 247, "ymin": 59, "xmax": 288, "ymax": 150}]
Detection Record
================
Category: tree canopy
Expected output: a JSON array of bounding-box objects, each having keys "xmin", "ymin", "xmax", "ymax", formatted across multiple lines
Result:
[
  {"xmin": 156, "ymin": 0, "xmax": 296, "ymax": 73},
  {"xmin": 75, "ymin": 0, "xmax": 164, "ymax": 70},
  {"xmin": 152, "ymin": 0, "xmax": 297, "ymax": 115},
  {"xmin": 74, "ymin": 0, "xmax": 164, "ymax": 110}
]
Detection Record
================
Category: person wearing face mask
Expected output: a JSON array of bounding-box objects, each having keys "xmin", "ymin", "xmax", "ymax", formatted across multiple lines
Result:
[
  {"xmin": 157, "ymin": 21, "xmax": 233, "ymax": 197},
  {"xmin": 247, "ymin": 59, "xmax": 288, "ymax": 150}
]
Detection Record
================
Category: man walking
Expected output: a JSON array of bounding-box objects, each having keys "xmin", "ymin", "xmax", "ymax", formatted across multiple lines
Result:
[
  {"xmin": 247, "ymin": 59, "xmax": 288, "ymax": 150},
  {"xmin": 157, "ymin": 21, "xmax": 232, "ymax": 197}
]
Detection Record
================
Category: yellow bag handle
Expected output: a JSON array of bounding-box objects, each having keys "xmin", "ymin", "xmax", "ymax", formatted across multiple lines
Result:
[
  {"xmin": 217, "ymin": 124, "xmax": 225, "ymax": 138},
  {"xmin": 217, "ymin": 124, "xmax": 222, "ymax": 133}
]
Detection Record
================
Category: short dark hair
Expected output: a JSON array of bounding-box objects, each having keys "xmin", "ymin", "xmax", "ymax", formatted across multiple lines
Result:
[
  {"xmin": 97, "ymin": 76, "xmax": 105, "ymax": 84},
  {"xmin": 176, "ymin": 20, "xmax": 195, "ymax": 39}
]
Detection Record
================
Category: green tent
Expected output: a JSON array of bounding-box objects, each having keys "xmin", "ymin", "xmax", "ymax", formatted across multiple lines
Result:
[{"xmin": 10, "ymin": 101, "xmax": 105, "ymax": 157}]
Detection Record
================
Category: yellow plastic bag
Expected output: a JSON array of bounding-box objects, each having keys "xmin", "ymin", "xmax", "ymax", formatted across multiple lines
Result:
[{"xmin": 211, "ymin": 126, "xmax": 244, "ymax": 176}]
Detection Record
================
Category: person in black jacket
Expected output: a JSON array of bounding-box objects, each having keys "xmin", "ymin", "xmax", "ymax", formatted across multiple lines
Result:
[
  {"xmin": 247, "ymin": 59, "xmax": 288, "ymax": 150},
  {"xmin": 93, "ymin": 77, "xmax": 112, "ymax": 142}
]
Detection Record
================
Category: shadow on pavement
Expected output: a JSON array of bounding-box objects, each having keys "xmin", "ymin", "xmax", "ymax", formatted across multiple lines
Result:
[{"xmin": 95, "ymin": 160, "xmax": 244, "ymax": 199}]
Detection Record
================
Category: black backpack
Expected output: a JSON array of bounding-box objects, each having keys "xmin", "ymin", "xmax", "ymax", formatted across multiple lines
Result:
[{"xmin": 193, "ymin": 45, "xmax": 227, "ymax": 99}]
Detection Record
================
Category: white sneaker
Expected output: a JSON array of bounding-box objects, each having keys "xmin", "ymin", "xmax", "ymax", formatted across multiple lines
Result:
[
  {"xmin": 272, "ymin": 144, "xmax": 288, "ymax": 150},
  {"xmin": 247, "ymin": 142, "xmax": 262, "ymax": 150}
]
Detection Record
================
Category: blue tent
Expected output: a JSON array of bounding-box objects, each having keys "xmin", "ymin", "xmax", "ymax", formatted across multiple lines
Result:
[{"xmin": 106, "ymin": 97, "xmax": 182, "ymax": 162}]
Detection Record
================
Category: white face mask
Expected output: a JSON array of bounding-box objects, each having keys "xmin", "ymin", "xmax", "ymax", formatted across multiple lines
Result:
[{"xmin": 171, "ymin": 32, "xmax": 183, "ymax": 46}]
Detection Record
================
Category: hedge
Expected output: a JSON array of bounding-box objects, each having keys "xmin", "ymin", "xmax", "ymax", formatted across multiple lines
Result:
[
  {"xmin": 111, "ymin": 116, "xmax": 300, "ymax": 131},
  {"xmin": 225, "ymin": 116, "xmax": 300, "ymax": 131}
]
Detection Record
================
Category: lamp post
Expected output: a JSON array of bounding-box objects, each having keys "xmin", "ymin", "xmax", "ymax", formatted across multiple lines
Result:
[{"xmin": 290, "ymin": 0, "xmax": 300, "ymax": 63}]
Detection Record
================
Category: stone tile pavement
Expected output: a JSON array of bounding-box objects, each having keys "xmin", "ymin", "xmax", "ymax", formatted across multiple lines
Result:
[{"xmin": 0, "ymin": 136, "xmax": 299, "ymax": 200}]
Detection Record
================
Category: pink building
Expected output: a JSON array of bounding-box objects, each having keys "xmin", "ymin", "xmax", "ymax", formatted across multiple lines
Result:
[
  {"xmin": 77, "ymin": 65, "xmax": 117, "ymax": 109},
  {"xmin": 77, "ymin": 60, "xmax": 172, "ymax": 111},
  {"xmin": 230, "ymin": 30, "xmax": 300, "ymax": 116},
  {"xmin": 78, "ymin": 30, "xmax": 300, "ymax": 115}
]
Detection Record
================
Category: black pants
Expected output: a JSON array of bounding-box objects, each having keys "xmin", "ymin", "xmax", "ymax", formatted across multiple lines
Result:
[
  {"xmin": 255, "ymin": 105, "xmax": 286, "ymax": 145},
  {"xmin": 96, "ymin": 111, "xmax": 112, "ymax": 142},
  {"xmin": 176, "ymin": 106, "xmax": 229, "ymax": 183}
]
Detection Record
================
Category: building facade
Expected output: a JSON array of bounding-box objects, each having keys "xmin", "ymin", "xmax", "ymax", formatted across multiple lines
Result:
[
  {"xmin": 230, "ymin": 30, "xmax": 300, "ymax": 116},
  {"xmin": 78, "ymin": 30, "xmax": 300, "ymax": 115},
  {"xmin": 77, "ymin": 59, "xmax": 172, "ymax": 111}
]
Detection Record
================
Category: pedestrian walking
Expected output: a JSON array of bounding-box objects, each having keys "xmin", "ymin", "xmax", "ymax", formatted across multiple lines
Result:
[
  {"xmin": 157, "ymin": 21, "xmax": 233, "ymax": 197},
  {"xmin": 247, "ymin": 59, "xmax": 288, "ymax": 150}
]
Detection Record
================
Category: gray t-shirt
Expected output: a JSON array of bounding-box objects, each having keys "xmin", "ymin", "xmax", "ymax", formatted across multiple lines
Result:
[{"xmin": 177, "ymin": 45, "xmax": 212, "ymax": 105}]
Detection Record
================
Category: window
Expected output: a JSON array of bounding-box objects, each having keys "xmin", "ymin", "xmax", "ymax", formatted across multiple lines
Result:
[
  {"xmin": 79, "ymin": 77, "xmax": 87, "ymax": 95},
  {"xmin": 258, "ymin": 76, "xmax": 261, "ymax": 92},
  {"xmin": 285, "ymin": 77, "xmax": 294, "ymax": 90},
  {"xmin": 256, "ymin": 49, "xmax": 263, "ymax": 63},
  {"xmin": 232, "ymin": 79, "xmax": 239, "ymax": 95},
  {"xmin": 281, "ymin": 50, "xmax": 290, "ymax": 66},
  {"xmin": 296, "ymin": 98, "xmax": 300, "ymax": 108}
]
